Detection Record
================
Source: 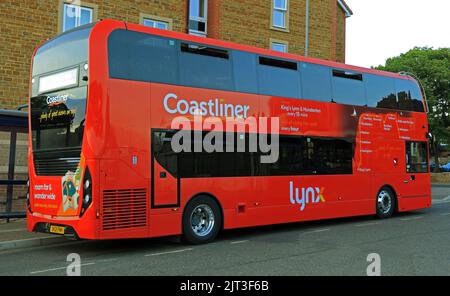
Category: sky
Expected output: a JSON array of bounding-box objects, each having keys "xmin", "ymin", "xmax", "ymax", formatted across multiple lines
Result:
[{"xmin": 344, "ymin": 0, "xmax": 450, "ymax": 68}]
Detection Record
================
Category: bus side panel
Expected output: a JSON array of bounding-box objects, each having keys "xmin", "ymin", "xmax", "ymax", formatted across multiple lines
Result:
[
  {"xmin": 398, "ymin": 196, "xmax": 431, "ymax": 212},
  {"xmin": 180, "ymin": 178, "xmax": 239, "ymax": 227},
  {"xmin": 249, "ymin": 175, "xmax": 374, "ymax": 229},
  {"xmin": 396, "ymin": 112, "xmax": 432, "ymax": 211},
  {"xmin": 369, "ymin": 172, "xmax": 431, "ymax": 213},
  {"xmin": 97, "ymin": 79, "xmax": 151, "ymax": 239},
  {"xmin": 397, "ymin": 172, "xmax": 432, "ymax": 212},
  {"xmin": 181, "ymin": 175, "xmax": 375, "ymax": 230},
  {"xmin": 148, "ymin": 211, "xmax": 182, "ymax": 238},
  {"xmin": 98, "ymin": 159, "xmax": 150, "ymax": 239},
  {"xmin": 363, "ymin": 108, "xmax": 431, "ymax": 213},
  {"xmin": 225, "ymin": 200, "xmax": 374, "ymax": 230}
]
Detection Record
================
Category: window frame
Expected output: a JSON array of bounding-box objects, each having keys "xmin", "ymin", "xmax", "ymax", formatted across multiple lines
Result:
[
  {"xmin": 189, "ymin": 0, "xmax": 208, "ymax": 37},
  {"xmin": 152, "ymin": 130, "xmax": 353, "ymax": 178},
  {"xmin": 405, "ymin": 141, "xmax": 429, "ymax": 174},
  {"xmin": 395, "ymin": 78, "xmax": 425, "ymax": 112},
  {"xmin": 331, "ymin": 68, "xmax": 367, "ymax": 106},
  {"xmin": 257, "ymin": 55, "xmax": 301, "ymax": 99},
  {"xmin": 364, "ymin": 73, "xmax": 398, "ymax": 110},
  {"xmin": 179, "ymin": 41, "xmax": 234, "ymax": 91},
  {"xmin": 108, "ymin": 30, "xmax": 179, "ymax": 85},
  {"xmin": 270, "ymin": 39, "xmax": 289, "ymax": 53},
  {"xmin": 140, "ymin": 13, "xmax": 173, "ymax": 30},
  {"xmin": 271, "ymin": 0, "xmax": 289, "ymax": 31},
  {"xmin": 59, "ymin": 1, "xmax": 97, "ymax": 34},
  {"xmin": 300, "ymin": 62, "xmax": 333, "ymax": 103}
]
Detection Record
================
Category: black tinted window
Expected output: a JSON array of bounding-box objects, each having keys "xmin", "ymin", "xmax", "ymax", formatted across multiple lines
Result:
[
  {"xmin": 153, "ymin": 131, "xmax": 178, "ymax": 177},
  {"xmin": 31, "ymin": 86, "xmax": 87, "ymax": 151},
  {"xmin": 332, "ymin": 69, "xmax": 366, "ymax": 106},
  {"xmin": 406, "ymin": 141, "xmax": 428, "ymax": 173},
  {"xmin": 301, "ymin": 63, "xmax": 332, "ymax": 102},
  {"xmin": 233, "ymin": 51, "xmax": 258, "ymax": 94},
  {"xmin": 179, "ymin": 138, "xmax": 256, "ymax": 178},
  {"xmin": 365, "ymin": 74, "xmax": 398, "ymax": 109},
  {"xmin": 179, "ymin": 43, "xmax": 233, "ymax": 91},
  {"xmin": 260, "ymin": 137, "xmax": 352, "ymax": 176},
  {"xmin": 153, "ymin": 130, "xmax": 352, "ymax": 178},
  {"xmin": 108, "ymin": 30, "xmax": 179, "ymax": 84},
  {"xmin": 258, "ymin": 57, "xmax": 301, "ymax": 98},
  {"xmin": 396, "ymin": 79, "xmax": 424, "ymax": 112}
]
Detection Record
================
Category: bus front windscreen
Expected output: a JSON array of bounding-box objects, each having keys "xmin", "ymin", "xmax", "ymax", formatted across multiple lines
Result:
[{"xmin": 30, "ymin": 25, "xmax": 91, "ymax": 152}]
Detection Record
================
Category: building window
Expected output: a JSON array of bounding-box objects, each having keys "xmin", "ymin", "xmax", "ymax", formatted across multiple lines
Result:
[
  {"xmin": 62, "ymin": 3, "xmax": 93, "ymax": 32},
  {"xmin": 189, "ymin": 0, "xmax": 208, "ymax": 36},
  {"xmin": 140, "ymin": 14, "xmax": 173, "ymax": 30},
  {"xmin": 271, "ymin": 41, "xmax": 288, "ymax": 53},
  {"xmin": 144, "ymin": 19, "xmax": 169, "ymax": 30},
  {"xmin": 272, "ymin": 0, "xmax": 288, "ymax": 30}
]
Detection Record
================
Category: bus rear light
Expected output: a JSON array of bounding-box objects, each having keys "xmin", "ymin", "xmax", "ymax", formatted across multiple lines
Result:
[{"xmin": 80, "ymin": 168, "xmax": 92, "ymax": 217}]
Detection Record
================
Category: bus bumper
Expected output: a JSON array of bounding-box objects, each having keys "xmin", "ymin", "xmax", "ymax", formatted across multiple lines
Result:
[{"xmin": 27, "ymin": 204, "xmax": 97, "ymax": 239}]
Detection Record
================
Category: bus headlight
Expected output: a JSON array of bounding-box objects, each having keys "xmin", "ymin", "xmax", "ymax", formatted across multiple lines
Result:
[{"xmin": 80, "ymin": 168, "xmax": 92, "ymax": 217}]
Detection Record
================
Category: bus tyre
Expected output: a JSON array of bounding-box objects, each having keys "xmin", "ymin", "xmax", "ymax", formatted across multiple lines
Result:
[
  {"xmin": 182, "ymin": 196, "xmax": 222, "ymax": 244},
  {"xmin": 376, "ymin": 187, "xmax": 396, "ymax": 219}
]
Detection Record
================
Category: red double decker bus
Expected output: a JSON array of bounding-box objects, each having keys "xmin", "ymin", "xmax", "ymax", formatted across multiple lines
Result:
[{"xmin": 27, "ymin": 20, "xmax": 431, "ymax": 244}]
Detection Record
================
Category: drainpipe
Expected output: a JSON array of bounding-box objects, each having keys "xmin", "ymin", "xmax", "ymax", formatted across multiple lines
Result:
[{"xmin": 305, "ymin": 0, "xmax": 309, "ymax": 57}]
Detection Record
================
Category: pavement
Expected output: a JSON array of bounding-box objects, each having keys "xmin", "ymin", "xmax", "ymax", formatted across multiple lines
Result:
[
  {"xmin": 0, "ymin": 184, "xmax": 449, "ymax": 276},
  {"xmin": 0, "ymin": 219, "xmax": 67, "ymax": 251}
]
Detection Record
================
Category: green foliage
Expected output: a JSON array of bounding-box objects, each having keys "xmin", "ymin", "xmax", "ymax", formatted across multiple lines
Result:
[{"xmin": 375, "ymin": 47, "xmax": 450, "ymax": 145}]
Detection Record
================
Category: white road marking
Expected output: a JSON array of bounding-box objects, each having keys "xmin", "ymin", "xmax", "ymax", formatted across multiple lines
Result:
[
  {"xmin": 30, "ymin": 262, "xmax": 95, "ymax": 274},
  {"xmin": 355, "ymin": 222, "xmax": 381, "ymax": 227},
  {"xmin": 96, "ymin": 258, "xmax": 119, "ymax": 263},
  {"xmin": 440, "ymin": 213, "xmax": 450, "ymax": 216},
  {"xmin": 433, "ymin": 196, "xmax": 450, "ymax": 204},
  {"xmin": 303, "ymin": 228, "xmax": 330, "ymax": 235},
  {"xmin": 230, "ymin": 240, "xmax": 249, "ymax": 244},
  {"xmin": 400, "ymin": 216, "xmax": 423, "ymax": 221},
  {"xmin": 145, "ymin": 248, "xmax": 193, "ymax": 257},
  {"xmin": 0, "ymin": 228, "xmax": 26, "ymax": 233}
]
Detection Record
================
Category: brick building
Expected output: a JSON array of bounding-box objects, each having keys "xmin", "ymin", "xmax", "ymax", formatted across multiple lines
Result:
[{"xmin": 0, "ymin": 0, "xmax": 352, "ymax": 110}]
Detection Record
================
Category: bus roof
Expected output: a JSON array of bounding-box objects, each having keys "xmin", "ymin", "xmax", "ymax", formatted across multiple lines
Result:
[{"xmin": 33, "ymin": 19, "xmax": 413, "ymax": 83}]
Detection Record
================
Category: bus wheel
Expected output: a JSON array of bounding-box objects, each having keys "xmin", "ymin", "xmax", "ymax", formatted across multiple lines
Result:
[
  {"xmin": 182, "ymin": 195, "xmax": 222, "ymax": 244},
  {"xmin": 376, "ymin": 187, "xmax": 396, "ymax": 219}
]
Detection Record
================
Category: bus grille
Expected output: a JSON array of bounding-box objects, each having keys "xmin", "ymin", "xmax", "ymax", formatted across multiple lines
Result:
[
  {"xmin": 102, "ymin": 189, "xmax": 148, "ymax": 231},
  {"xmin": 34, "ymin": 157, "xmax": 80, "ymax": 176}
]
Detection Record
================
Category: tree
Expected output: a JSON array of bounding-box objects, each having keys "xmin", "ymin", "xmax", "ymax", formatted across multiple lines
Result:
[{"xmin": 376, "ymin": 47, "xmax": 450, "ymax": 167}]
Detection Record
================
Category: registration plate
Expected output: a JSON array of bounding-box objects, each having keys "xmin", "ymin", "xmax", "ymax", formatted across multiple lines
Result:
[{"xmin": 49, "ymin": 225, "xmax": 65, "ymax": 235}]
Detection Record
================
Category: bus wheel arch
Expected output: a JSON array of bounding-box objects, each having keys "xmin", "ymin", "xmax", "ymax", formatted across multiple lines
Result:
[
  {"xmin": 181, "ymin": 193, "xmax": 223, "ymax": 244},
  {"xmin": 376, "ymin": 185, "xmax": 398, "ymax": 218}
]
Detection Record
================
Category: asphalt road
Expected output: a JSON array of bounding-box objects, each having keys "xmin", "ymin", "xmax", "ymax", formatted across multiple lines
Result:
[{"xmin": 1, "ymin": 185, "xmax": 449, "ymax": 276}]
